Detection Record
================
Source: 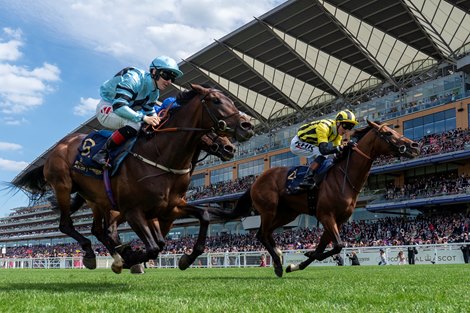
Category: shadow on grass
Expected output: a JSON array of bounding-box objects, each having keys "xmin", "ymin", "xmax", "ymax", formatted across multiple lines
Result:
[{"xmin": 5, "ymin": 282, "xmax": 129, "ymax": 293}]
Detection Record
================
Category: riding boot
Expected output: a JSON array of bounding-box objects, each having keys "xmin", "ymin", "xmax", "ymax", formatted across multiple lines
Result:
[
  {"xmin": 92, "ymin": 136, "xmax": 118, "ymax": 168},
  {"xmin": 92, "ymin": 126, "xmax": 138, "ymax": 168},
  {"xmin": 299, "ymin": 162, "xmax": 320, "ymax": 189}
]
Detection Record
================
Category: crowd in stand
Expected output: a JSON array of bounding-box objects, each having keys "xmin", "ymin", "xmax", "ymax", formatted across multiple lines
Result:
[
  {"xmin": 384, "ymin": 173, "xmax": 470, "ymax": 201},
  {"xmin": 2, "ymin": 212, "xmax": 468, "ymax": 258}
]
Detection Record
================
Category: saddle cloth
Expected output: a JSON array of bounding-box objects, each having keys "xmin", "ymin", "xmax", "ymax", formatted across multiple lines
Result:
[
  {"xmin": 72, "ymin": 130, "xmax": 137, "ymax": 178},
  {"xmin": 286, "ymin": 158, "xmax": 334, "ymax": 195}
]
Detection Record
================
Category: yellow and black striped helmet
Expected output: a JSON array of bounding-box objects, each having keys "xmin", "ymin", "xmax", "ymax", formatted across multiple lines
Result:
[{"xmin": 336, "ymin": 109, "xmax": 358, "ymax": 125}]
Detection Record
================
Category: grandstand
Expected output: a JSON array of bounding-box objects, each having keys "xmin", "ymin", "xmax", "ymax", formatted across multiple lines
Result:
[{"xmin": 1, "ymin": 0, "xmax": 470, "ymax": 261}]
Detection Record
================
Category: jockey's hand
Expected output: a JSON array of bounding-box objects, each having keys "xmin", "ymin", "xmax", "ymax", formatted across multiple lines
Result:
[
  {"xmin": 346, "ymin": 141, "xmax": 357, "ymax": 148},
  {"xmin": 143, "ymin": 115, "xmax": 161, "ymax": 127}
]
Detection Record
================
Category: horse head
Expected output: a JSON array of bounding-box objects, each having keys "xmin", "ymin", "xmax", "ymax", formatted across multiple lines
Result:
[
  {"xmin": 200, "ymin": 132, "xmax": 236, "ymax": 161},
  {"xmin": 189, "ymin": 84, "xmax": 254, "ymax": 142},
  {"xmin": 366, "ymin": 120, "xmax": 420, "ymax": 158}
]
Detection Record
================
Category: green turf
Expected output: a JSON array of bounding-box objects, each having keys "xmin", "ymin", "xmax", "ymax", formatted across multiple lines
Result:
[{"xmin": 1, "ymin": 265, "xmax": 469, "ymax": 313}]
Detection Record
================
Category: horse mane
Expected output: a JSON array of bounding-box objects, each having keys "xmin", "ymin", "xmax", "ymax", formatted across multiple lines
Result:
[
  {"xmin": 176, "ymin": 89, "xmax": 198, "ymax": 106},
  {"xmin": 176, "ymin": 83, "xmax": 221, "ymax": 106},
  {"xmin": 350, "ymin": 124, "xmax": 373, "ymax": 142}
]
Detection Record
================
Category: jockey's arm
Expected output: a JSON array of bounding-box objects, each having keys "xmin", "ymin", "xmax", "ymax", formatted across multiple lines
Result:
[{"xmin": 318, "ymin": 142, "xmax": 341, "ymax": 155}]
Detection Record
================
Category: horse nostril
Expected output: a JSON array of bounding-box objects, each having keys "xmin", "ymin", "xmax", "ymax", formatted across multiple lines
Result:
[
  {"xmin": 240, "ymin": 121, "xmax": 253, "ymax": 130},
  {"xmin": 224, "ymin": 145, "xmax": 235, "ymax": 153},
  {"xmin": 210, "ymin": 144, "xmax": 219, "ymax": 152}
]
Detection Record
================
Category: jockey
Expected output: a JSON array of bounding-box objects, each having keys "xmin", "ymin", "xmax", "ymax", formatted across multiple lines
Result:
[
  {"xmin": 93, "ymin": 56, "xmax": 183, "ymax": 167},
  {"xmin": 290, "ymin": 109, "xmax": 358, "ymax": 189}
]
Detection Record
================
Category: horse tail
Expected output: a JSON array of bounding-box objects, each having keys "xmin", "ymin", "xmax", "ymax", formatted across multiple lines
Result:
[
  {"xmin": 208, "ymin": 188, "xmax": 253, "ymax": 221},
  {"xmin": 10, "ymin": 165, "xmax": 48, "ymax": 200}
]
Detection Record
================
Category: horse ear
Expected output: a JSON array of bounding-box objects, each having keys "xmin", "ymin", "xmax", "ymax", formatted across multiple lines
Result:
[{"xmin": 190, "ymin": 83, "xmax": 208, "ymax": 95}]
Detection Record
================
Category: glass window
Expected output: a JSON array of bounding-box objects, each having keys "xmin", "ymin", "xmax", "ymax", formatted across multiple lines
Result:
[
  {"xmin": 403, "ymin": 109, "xmax": 456, "ymax": 140},
  {"xmin": 238, "ymin": 158, "xmax": 264, "ymax": 178},
  {"xmin": 270, "ymin": 152, "xmax": 301, "ymax": 167},
  {"xmin": 210, "ymin": 167, "xmax": 232, "ymax": 184},
  {"xmin": 190, "ymin": 173, "xmax": 205, "ymax": 189}
]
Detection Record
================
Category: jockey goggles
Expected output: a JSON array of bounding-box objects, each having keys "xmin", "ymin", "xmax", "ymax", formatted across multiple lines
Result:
[
  {"xmin": 341, "ymin": 122, "xmax": 355, "ymax": 130},
  {"xmin": 159, "ymin": 70, "xmax": 177, "ymax": 83}
]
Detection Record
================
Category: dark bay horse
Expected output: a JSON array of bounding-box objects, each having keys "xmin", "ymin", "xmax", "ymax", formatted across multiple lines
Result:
[
  {"xmin": 62, "ymin": 131, "xmax": 236, "ymax": 273},
  {"xmin": 13, "ymin": 84, "xmax": 253, "ymax": 271},
  {"xmin": 210, "ymin": 120, "xmax": 420, "ymax": 277}
]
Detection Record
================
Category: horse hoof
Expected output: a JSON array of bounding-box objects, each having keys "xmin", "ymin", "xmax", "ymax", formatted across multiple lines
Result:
[
  {"xmin": 83, "ymin": 257, "xmax": 97, "ymax": 270},
  {"xmin": 130, "ymin": 264, "xmax": 145, "ymax": 274},
  {"xmin": 286, "ymin": 264, "xmax": 299, "ymax": 273},
  {"xmin": 274, "ymin": 267, "xmax": 283, "ymax": 278},
  {"xmin": 178, "ymin": 254, "xmax": 192, "ymax": 270},
  {"xmin": 111, "ymin": 263, "xmax": 123, "ymax": 274}
]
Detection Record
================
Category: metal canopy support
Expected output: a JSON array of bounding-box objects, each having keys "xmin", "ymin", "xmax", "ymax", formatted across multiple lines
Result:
[
  {"xmin": 404, "ymin": 0, "xmax": 455, "ymax": 63},
  {"xmin": 317, "ymin": 0, "xmax": 399, "ymax": 88},
  {"xmin": 214, "ymin": 39, "xmax": 306, "ymax": 116},
  {"xmin": 182, "ymin": 60, "xmax": 269, "ymax": 127},
  {"xmin": 255, "ymin": 17, "xmax": 343, "ymax": 98}
]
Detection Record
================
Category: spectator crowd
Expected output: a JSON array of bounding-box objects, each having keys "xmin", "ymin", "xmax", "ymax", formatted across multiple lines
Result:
[{"xmin": 2, "ymin": 212, "xmax": 468, "ymax": 258}]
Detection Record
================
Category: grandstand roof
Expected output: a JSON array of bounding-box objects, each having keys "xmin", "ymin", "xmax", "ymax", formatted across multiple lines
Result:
[{"xmin": 13, "ymin": 0, "xmax": 470, "ymax": 184}]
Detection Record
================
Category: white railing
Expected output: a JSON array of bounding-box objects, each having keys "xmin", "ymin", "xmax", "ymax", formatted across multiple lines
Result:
[{"xmin": 1, "ymin": 243, "xmax": 468, "ymax": 269}]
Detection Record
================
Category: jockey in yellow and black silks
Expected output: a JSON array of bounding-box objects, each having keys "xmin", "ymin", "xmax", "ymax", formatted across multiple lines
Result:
[{"xmin": 290, "ymin": 109, "xmax": 358, "ymax": 189}]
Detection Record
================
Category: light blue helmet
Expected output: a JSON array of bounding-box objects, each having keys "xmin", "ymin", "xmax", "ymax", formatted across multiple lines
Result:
[{"xmin": 150, "ymin": 56, "xmax": 183, "ymax": 78}]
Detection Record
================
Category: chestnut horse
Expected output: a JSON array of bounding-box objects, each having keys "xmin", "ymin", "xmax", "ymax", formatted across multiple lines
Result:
[
  {"xmin": 13, "ymin": 84, "xmax": 253, "ymax": 272},
  {"xmin": 209, "ymin": 120, "xmax": 420, "ymax": 277}
]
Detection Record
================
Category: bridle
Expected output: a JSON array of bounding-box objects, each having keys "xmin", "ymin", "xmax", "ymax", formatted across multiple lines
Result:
[
  {"xmin": 340, "ymin": 124, "xmax": 413, "ymax": 192},
  {"xmin": 150, "ymin": 90, "xmax": 241, "ymax": 137},
  {"xmin": 132, "ymin": 89, "xmax": 241, "ymax": 176}
]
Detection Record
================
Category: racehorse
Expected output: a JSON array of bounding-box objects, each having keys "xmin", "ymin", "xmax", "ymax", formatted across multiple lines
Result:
[
  {"xmin": 209, "ymin": 120, "xmax": 420, "ymax": 277},
  {"xmin": 57, "ymin": 131, "xmax": 236, "ymax": 273},
  {"xmin": 13, "ymin": 83, "xmax": 253, "ymax": 271}
]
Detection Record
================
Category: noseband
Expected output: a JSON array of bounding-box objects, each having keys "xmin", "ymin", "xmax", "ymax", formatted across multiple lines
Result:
[{"xmin": 200, "ymin": 93, "xmax": 240, "ymax": 136}]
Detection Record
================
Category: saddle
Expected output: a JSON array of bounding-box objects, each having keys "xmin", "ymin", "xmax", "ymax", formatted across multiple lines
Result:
[
  {"xmin": 285, "ymin": 158, "xmax": 334, "ymax": 195},
  {"xmin": 72, "ymin": 130, "xmax": 137, "ymax": 178},
  {"xmin": 285, "ymin": 159, "xmax": 334, "ymax": 216}
]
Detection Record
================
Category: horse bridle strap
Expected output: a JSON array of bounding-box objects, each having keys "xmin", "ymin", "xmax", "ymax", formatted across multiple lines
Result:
[
  {"xmin": 352, "ymin": 146, "xmax": 371, "ymax": 160},
  {"xmin": 127, "ymin": 151, "xmax": 191, "ymax": 175}
]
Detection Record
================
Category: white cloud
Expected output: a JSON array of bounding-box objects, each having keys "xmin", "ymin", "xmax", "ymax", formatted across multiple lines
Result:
[
  {"xmin": 0, "ymin": 142, "xmax": 22, "ymax": 151},
  {"xmin": 0, "ymin": 0, "xmax": 285, "ymax": 65},
  {"xmin": 1, "ymin": 116, "xmax": 29, "ymax": 126},
  {"xmin": 0, "ymin": 27, "xmax": 23, "ymax": 61},
  {"xmin": 0, "ymin": 27, "xmax": 61, "ymax": 116},
  {"xmin": 0, "ymin": 62, "xmax": 61, "ymax": 114},
  {"xmin": 73, "ymin": 97, "xmax": 99, "ymax": 116},
  {"xmin": 0, "ymin": 158, "xmax": 29, "ymax": 171}
]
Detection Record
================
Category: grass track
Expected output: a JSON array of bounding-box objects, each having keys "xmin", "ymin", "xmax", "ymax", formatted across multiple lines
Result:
[{"xmin": 1, "ymin": 265, "xmax": 469, "ymax": 313}]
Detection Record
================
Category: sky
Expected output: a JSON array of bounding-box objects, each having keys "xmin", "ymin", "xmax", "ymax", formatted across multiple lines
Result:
[{"xmin": 0, "ymin": 0, "xmax": 286, "ymax": 217}]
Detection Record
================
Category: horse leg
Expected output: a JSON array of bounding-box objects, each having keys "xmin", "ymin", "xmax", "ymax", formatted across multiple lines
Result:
[
  {"xmin": 177, "ymin": 206, "xmax": 210, "ymax": 270},
  {"xmin": 124, "ymin": 209, "xmax": 162, "ymax": 266},
  {"xmin": 54, "ymin": 190, "xmax": 96, "ymax": 269},
  {"xmin": 89, "ymin": 208, "xmax": 125, "ymax": 274},
  {"xmin": 286, "ymin": 220, "xmax": 344, "ymax": 273},
  {"xmin": 256, "ymin": 224, "xmax": 284, "ymax": 278}
]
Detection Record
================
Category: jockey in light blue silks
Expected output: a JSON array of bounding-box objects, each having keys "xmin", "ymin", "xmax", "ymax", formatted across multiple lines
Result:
[{"xmin": 93, "ymin": 56, "xmax": 184, "ymax": 167}]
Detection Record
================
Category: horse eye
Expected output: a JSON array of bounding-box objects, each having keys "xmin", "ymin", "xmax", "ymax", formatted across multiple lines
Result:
[{"xmin": 212, "ymin": 98, "xmax": 221, "ymax": 105}]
